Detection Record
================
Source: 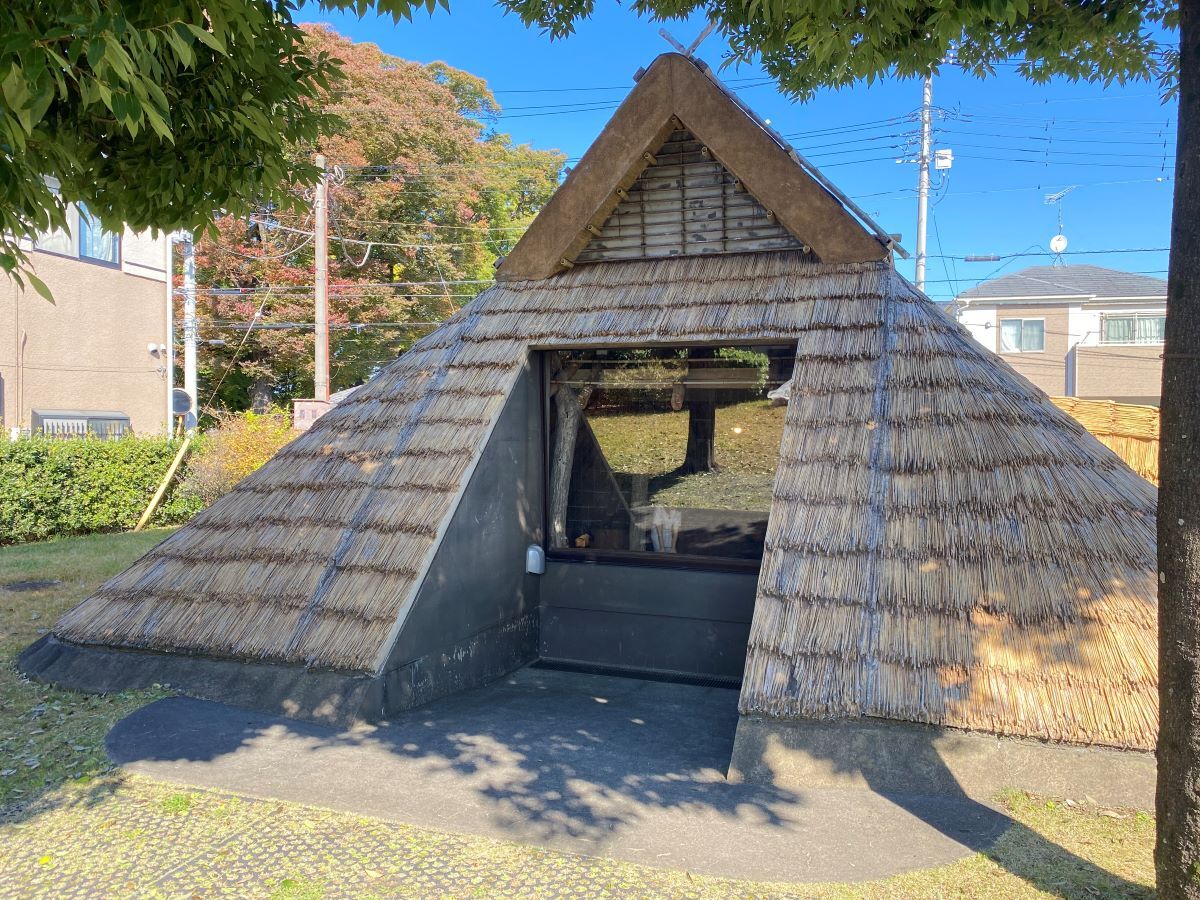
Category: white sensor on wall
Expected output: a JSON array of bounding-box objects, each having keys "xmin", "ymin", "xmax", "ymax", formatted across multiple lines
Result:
[{"xmin": 525, "ymin": 544, "xmax": 546, "ymax": 576}]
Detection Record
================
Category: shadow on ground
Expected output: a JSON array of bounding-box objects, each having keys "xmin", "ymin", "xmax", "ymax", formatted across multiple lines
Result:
[{"xmin": 81, "ymin": 666, "xmax": 1148, "ymax": 892}]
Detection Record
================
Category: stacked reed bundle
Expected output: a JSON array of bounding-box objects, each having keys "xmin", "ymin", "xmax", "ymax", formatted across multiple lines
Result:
[
  {"xmin": 743, "ymin": 271, "xmax": 1158, "ymax": 750},
  {"xmin": 1050, "ymin": 396, "xmax": 1160, "ymax": 484}
]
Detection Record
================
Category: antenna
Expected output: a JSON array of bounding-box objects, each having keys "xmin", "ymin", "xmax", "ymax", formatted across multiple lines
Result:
[{"xmin": 1043, "ymin": 185, "xmax": 1078, "ymax": 266}]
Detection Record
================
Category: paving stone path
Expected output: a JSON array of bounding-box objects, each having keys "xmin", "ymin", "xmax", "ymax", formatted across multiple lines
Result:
[{"xmin": 1, "ymin": 776, "xmax": 818, "ymax": 899}]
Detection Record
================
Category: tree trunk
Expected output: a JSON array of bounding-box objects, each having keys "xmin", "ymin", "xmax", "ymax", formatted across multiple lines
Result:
[
  {"xmin": 680, "ymin": 394, "xmax": 718, "ymax": 474},
  {"xmin": 249, "ymin": 377, "xmax": 272, "ymax": 413},
  {"xmin": 1157, "ymin": 2, "xmax": 1200, "ymax": 895},
  {"xmin": 549, "ymin": 386, "xmax": 583, "ymax": 548},
  {"xmin": 549, "ymin": 365, "xmax": 584, "ymax": 549},
  {"xmin": 680, "ymin": 348, "xmax": 719, "ymax": 474}
]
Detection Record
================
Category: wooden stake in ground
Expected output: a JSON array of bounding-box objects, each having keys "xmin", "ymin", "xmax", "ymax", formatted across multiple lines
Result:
[{"xmin": 134, "ymin": 436, "xmax": 193, "ymax": 533}]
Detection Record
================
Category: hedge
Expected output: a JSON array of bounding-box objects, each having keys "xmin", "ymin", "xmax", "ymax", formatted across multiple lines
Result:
[{"xmin": 0, "ymin": 437, "xmax": 204, "ymax": 545}]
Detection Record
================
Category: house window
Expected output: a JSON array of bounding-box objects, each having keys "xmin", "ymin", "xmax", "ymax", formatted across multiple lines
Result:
[
  {"xmin": 78, "ymin": 203, "xmax": 120, "ymax": 265},
  {"xmin": 34, "ymin": 227, "xmax": 74, "ymax": 256},
  {"xmin": 999, "ymin": 318, "xmax": 1045, "ymax": 353},
  {"xmin": 1101, "ymin": 314, "xmax": 1165, "ymax": 345},
  {"xmin": 34, "ymin": 206, "xmax": 76, "ymax": 256},
  {"xmin": 544, "ymin": 345, "xmax": 794, "ymax": 569}
]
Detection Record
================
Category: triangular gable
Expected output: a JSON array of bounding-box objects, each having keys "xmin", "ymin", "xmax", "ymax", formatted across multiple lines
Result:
[
  {"xmin": 497, "ymin": 53, "xmax": 889, "ymax": 280},
  {"xmin": 574, "ymin": 124, "xmax": 814, "ymax": 263}
]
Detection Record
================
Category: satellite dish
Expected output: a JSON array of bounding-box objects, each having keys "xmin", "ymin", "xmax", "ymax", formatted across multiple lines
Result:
[{"xmin": 1050, "ymin": 234, "xmax": 1069, "ymax": 254}]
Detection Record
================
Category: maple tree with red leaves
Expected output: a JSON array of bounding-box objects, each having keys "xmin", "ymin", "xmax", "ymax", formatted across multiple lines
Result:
[{"xmin": 189, "ymin": 25, "xmax": 563, "ymax": 411}]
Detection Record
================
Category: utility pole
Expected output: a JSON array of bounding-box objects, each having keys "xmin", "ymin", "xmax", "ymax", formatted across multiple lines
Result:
[
  {"xmin": 914, "ymin": 73, "xmax": 933, "ymax": 293},
  {"xmin": 182, "ymin": 233, "xmax": 198, "ymax": 432},
  {"xmin": 313, "ymin": 154, "xmax": 330, "ymax": 402},
  {"xmin": 164, "ymin": 233, "xmax": 176, "ymax": 436}
]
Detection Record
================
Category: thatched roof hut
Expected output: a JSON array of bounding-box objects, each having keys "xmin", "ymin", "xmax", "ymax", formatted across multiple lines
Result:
[{"xmin": 23, "ymin": 54, "xmax": 1156, "ymax": 794}]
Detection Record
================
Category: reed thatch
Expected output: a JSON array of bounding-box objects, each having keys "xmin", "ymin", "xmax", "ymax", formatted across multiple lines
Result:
[
  {"xmin": 743, "ymin": 273, "xmax": 1157, "ymax": 751},
  {"xmin": 50, "ymin": 51, "xmax": 1157, "ymax": 749},
  {"xmin": 53, "ymin": 250, "xmax": 1158, "ymax": 749},
  {"xmin": 54, "ymin": 254, "xmax": 890, "ymax": 672},
  {"xmin": 1051, "ymin": 397, "xmax": 1160, "ymax": 485}
]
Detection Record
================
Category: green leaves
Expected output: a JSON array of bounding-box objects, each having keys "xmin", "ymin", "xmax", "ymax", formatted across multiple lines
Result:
[
  {"xmin": 0, "ymin": 0, "xmax": 337, "ymax": 279},
  {"xmin": 0, "ymin": 437, "xmax": 202, "ymax": 544},
  {"xmin": 25, "ymin": 273, "xmax": 55, "ymax": 304},
  {"xmin": 183, "ymin": 23, "xmax": 227, "ymax": 55},
  {"xmin": 496, "ymin": 0, "xmax": 1175, "ymax": 100}
]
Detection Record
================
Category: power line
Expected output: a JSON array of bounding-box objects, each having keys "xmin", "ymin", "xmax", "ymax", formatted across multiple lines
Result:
[
  {"xmin": 959, "ymin": 112, "xmax": 1175, "ymax": 128},
  {"xmin": 922, "ymin": 268, "xmax": 1168, "ymax": 286},
  {"xmin": 938, "ymin": 128, "xmax": 1173, "ymax": 147},
  {"xmin": 939, "ymin": 141, "xmax": 1174, "ymax": 161},
  {"xmin": 488, "ymin": 74, "xmax": 771, "ymax": 94},
  {"xmin": 200, "ymin": 320, "xmax": 448, "ymax": 330},
  {"xmin": 930, "ymin": 246, "xmax": 1170, "ymax": 261},
  {"xmin": 954, "ymin": 153, "xmax": 1174, "ymax": 170},
  {"xmin": 199, "ymin": 285, "xmax": 276, "ymax": 415},
  {"xmin": 906, "ymin": 176, "xmax": 1172, "ymax": 200}
]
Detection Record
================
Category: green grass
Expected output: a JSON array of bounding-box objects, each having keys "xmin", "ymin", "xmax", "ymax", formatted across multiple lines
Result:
[
  {"xmin": 588, "ymin": 399, "xmax": 787, "ymax": 510},
  {"xmin": 0, "ymin": 529, "xmax": 175, "ymax": 807},
  {"xmin": 159, "ymin": 792, "xmax": 195, "ymax": 815},
  {"xmin": 269, "ymin": 875, "xmax": 326, "ymax": 900},
  {"xmin": 878, "ymin": 790, "xmax": 1154, "ymax": 898},
  {"xmin": 0, "ymin": 529, "xmax": 177, "ymax": 654}
]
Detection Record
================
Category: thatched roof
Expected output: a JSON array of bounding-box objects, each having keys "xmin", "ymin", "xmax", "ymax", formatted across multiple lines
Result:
[
  {"xmin": 741, "ymin": 268, "xmax": 1157, "ymax": 751},
  {"xmin": 52, "ymin": 250, "xmax": 1157, "ymax": 747},
  {"xmin": 56, "ymin": 254, "xmax": 893, "ymax": 672},
  {"xmin": 48, "ymin": 53, "xmax": 1156, "ymax": 749}
]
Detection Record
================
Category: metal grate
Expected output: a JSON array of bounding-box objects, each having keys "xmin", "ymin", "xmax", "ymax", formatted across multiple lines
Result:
[{"xmin": 575, "ymin": 128, "xmax": 810, "ymax": 264}]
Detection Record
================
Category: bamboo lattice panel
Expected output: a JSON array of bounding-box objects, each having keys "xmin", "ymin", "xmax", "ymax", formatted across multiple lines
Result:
[
  {"xmin": 1050, "ymin": 397, "xmax": 1160, "ymax": 484},
  {"xmin": 575, "ymin": 128, "xmax": 809, "ymax": 263}
]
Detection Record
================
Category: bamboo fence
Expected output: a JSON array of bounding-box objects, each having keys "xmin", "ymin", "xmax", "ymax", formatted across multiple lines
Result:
[{"xmin": 1050, "ymin": 397, "xmax": 1160, "ymax": 485}]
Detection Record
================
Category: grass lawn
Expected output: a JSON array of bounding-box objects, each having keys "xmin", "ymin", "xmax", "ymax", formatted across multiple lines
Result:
[
  {"xmin": 588, "ymin": 399, "xmax": 787, "ymax": 510},
  {"xmin": 0, "ymin": 530, "xmax": 1157, "ymax": 897},
  {"xmin": 0, "ymin": 529, "xmax": 175, "ymax": 806}
]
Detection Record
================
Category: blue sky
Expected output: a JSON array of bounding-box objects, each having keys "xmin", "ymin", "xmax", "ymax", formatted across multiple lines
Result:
[{"xmin": 307, "ymin": 0, "xmax": 1176, "ymax": 300}]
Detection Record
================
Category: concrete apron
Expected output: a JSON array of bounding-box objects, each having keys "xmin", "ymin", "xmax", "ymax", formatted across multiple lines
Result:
[
  {"xmin": 105, "ymin": 668, "xmax": 1007, "ymax": 885},
  {"xmin": 729, "ymin": 716, "xmax": 1156, "ymax": 811}
]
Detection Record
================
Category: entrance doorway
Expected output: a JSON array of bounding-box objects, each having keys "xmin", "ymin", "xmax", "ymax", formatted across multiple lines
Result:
[{"xmin": 538, "ymin": 344, "xmax": 795, "ymax": 682}]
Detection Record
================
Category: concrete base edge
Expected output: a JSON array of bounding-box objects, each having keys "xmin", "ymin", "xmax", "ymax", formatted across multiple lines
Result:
[
  {"xmin": 19, "ymin": 634, "xmax": 378, "ymax": 727},
  {"xmin": 19, "ymin": 612, "xmax": 540, "ymax": 729},
  {"xmin": 728, "ymin": 715, "xmax": 1156, "ymax": 810}
]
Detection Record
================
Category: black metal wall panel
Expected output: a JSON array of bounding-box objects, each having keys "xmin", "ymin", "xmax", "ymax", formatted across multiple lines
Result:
[
  {"xmin": 380, "ymin": 360, "xmax": 545, "ymax": 705},
  {"xmin": 539, "ymin": 559, "xmax": 757, "ymax": 681}
]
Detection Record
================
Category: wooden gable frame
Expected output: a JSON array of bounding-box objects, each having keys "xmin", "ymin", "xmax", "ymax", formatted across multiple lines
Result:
[{"xmin": 497, "ymin": 53, "xmax": 891, "ymax": 281}]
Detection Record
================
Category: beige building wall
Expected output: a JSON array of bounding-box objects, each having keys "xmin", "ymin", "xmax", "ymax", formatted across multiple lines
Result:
[
  {"xmin": 1, "ymin": 251, "xmax": 168, "ymax": 435},
  {"xmin": 993, "ymin": 302, "xmax": 1071, "ymax": 397},
  {"xmin": 1076, "ymin": 345, "xmax": 1163, "ymax": 406}
]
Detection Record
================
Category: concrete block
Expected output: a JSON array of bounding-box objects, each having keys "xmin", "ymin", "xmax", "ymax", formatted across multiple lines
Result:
[{"xmin": 728, "ymin": 715, "xmax": 1156, "ymax": 810}]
